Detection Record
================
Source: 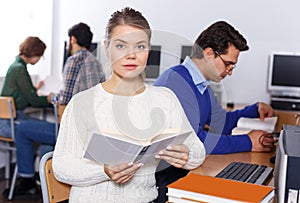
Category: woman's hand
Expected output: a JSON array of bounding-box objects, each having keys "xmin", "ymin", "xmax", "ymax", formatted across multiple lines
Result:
[
  {"xmin": 104, "ymin": 162, "xmax": 143, "ymax": 184},
  {"xmin": 47, "ymin": 93, "xmax": 54, "ymax": 103},
  {"xmin": 155, "ymin": 144, "xmax": 189, "ymax": 168}
]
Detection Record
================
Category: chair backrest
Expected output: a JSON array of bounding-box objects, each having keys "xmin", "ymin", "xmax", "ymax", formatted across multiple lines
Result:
[
  {"xmin": 0, "ymin": 96, "xmax": 17, "ymax": 140},
  {"xmin": 57, "ymin": 104, "xmax": 66, "ymax": 124},
  {"xmin": 39, "ymin": 151, "xmax": 71, "ymax": 203},
  {"xmin": 0, "ymin": 96, "xmax": 16, "ymax": 119},
  {"xmin": 54, "ymin": 104, "xmax": 66, "ymax": 137}
]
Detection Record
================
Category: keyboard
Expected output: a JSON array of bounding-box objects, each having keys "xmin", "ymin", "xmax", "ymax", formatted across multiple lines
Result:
[{"xmin": 215, "ymin": 162, "xmax": 273, "ymax": 185}]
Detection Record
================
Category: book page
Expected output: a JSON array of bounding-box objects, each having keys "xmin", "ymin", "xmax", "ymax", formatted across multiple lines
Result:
[
  {"xmin": 150, "ymin": 128, "xmax": 180, "ymax": 142},
  {"xmin": 135, "ymin": 131, "xmax": 192, "ymax": 163},
  {"xmin": 101, "ymin": 128, "xmax": 180, "ymax": 146},
  {"xmin": 83, "ymin": 133, "xmax": 143, "ymax": 165},
  {"xmin": 232, "ymin": 117, "xmax": 278, "ymax": 135},
  {"xmin": 100, "ymin": 130, "xmax": 142, "ymax": 145},
  {"xmin": 231, "ymin": 127, "xmax": 252, "ymax": 135}
]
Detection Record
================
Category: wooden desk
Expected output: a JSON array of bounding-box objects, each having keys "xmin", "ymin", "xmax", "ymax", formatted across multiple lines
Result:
[
  {"xmin": 190, "ymin": 152, "xmax": 275, "ymax": 186},
  {"xmin": 275, "ymin": 110, "xmax": 300, "ymax": 132}
]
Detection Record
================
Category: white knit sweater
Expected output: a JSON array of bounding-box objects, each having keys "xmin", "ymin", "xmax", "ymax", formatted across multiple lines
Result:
[{"xmin": 52, "ymin": 84, "xmax": 206, "ymax": 203}]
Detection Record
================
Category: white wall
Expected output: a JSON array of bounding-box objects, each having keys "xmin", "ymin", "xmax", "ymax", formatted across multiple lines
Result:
[
  {"xmin": 50, "ymin": 0, "xmax": 300, "ymax": 105},
  {"xmin": 1, "ymin": 0, "xmax": 299, "ymax": 103},
  {"xmin": 0, "ymin": 0, "xmax": 53, "ymax": 79},
  {"xmin": 0, "ymin": 0, "xmax": 53, "ymax": 169}
]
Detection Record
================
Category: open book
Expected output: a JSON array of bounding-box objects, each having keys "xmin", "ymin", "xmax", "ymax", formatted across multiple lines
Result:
[
  {"xmin": 83, "ymin": 130, "xmax": 192, "ymax": 165},
  {"xmin": 232, "ymin": 117, "xmax": 278, "ymax": 135}
]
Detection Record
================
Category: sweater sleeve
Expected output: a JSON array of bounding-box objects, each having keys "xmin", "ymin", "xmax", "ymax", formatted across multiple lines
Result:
[
  {"xmin": 16, "ymin": 67, "xmax": 50, "ymax": 108},
  {"xmin": 182, "ymin": 128, "xmax": 206, "ymax": 170},
  {"xmin": 52, "ymin": 99, "xmax": 110, "ymax": 186},
  {"xmin": 198, "ymin": 90, "xmax": 253, "ymax": 154}
]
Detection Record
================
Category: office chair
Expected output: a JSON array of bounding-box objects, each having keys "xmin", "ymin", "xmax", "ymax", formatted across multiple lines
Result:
[
  {"xmin": 0, "ymin": 96, "xmax": 18, "ymax": 200},
  {"xmin": 39, "ymin": 151, "xmax": 70, "ymax": 203}
]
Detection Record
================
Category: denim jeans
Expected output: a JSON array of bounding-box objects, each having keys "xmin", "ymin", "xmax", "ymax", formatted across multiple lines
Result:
[
  {"xmin": 38, "ymin": 144, "xmax": 54, "ymax": 159},
  {"xmin": 15, "ymin": 120, "xmax": 56, "ymax": 177},
  {"xmin": 0, "ymin": 110, "xmax": 34, "ymax": 138},
  {"xmin": 0, "ymin": 119, "xmax": 11, "ymax": 137}
]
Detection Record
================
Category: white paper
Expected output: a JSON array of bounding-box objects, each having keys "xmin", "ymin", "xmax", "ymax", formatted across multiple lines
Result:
[{"xmin": 37, "ymin": 76, "xmax": 63, "ymax": 95}]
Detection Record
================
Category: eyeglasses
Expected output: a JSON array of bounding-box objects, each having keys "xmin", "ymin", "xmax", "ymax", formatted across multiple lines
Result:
[{"xmin": 214, "ymin": 51, "xmax": 236, "ymax": 71}]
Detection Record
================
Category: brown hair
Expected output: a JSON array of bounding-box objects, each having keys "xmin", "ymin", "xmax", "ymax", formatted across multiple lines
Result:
[
  {"xmin": 191, "ymin": 21, "xmax": 249, "ymax": 59},
  {"xmin": 105, "ymin": 7, "xmax": 151, "ymax": 44},
  {"xmin": 19, "ymin": 36, "xmax": 46, "ymax": 57}
]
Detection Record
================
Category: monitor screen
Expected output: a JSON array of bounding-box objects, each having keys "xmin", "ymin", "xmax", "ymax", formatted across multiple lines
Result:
[
  {"xmin": 145, "ymin": 45, "xmax": 161, "ymax": 79},
  {"xmin": 180, "ymin": 45, "xmax": 192, "ymax": 63},
  {"xmin": 268, "ymin": 52, "xmax": 300, "ymax": 95}
]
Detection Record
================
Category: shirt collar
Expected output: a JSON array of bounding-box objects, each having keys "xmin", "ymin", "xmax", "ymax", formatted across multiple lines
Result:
[
  {"xmin": 16, "ymin": 55, "xmax": 26, "ymax": 67},
  {"xmin": 182, "ymin": 56, "xmax": 210, "ymax": 94}
]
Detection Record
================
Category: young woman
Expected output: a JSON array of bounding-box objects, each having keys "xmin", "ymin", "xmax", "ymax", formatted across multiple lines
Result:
[{"xmin": 52, "ymin": 7, "xmax": 206, "ymax": 202}]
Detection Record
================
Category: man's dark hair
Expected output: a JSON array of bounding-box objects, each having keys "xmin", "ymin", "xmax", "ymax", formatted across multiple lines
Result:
[
  {"xmin": 68, "ymin": 22, "xmax": 93, "ymax": 49},
  {"xmin": 191, "ymin": 21, "xmax": 249, "ymax": 58}
]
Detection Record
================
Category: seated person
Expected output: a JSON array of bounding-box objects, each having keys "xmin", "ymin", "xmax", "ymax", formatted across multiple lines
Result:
[
  {"xmin": 0, "ymin": 36, "xmax": 53, "ymax": 197},
  {"xmin": 39, "ymin": 22, "xmax": 106, "ymax": 157},
  {"xmin": 0, "ymin": 36, "xmax": 52, "ymax": 138},
  {"xmin": 153, "ymin": 21, "xmax": 275, "ymax": 202},
  {"xmin": 3, "ymin": 23, "xmax": 106, "ymax": 198},
  {"xmin": 52, "ymin": 7, "xmax": 205, "ymax": 203}
]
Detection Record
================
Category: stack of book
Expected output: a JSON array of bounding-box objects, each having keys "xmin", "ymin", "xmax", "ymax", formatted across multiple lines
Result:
[{"xmin": 167, "ymin": 173, "xmax": 274, "ymax": 203}]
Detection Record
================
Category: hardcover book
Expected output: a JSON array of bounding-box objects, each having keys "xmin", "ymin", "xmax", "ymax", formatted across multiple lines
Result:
[{"xmin": 167, "ymin": 173, "xmax": 274, "ymax": 203}]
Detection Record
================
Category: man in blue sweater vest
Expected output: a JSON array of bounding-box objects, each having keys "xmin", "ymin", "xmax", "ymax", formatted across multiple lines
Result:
[{"xmin": 153, "ymin": 21, "xmax": 275, "ymax": 202}]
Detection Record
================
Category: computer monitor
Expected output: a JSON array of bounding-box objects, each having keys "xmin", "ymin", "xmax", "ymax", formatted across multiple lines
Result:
[
  {"xmin": 267, "ymin": 52, "xmax": 300, "ymax": 97},
  {"xmin": 145, "ymin": 45, "xmax": 161, "ymax": 80},
  {"xmin": 180, "ymin": 45, "xmax": 192, "ymax": 63},
  {"xmin": 62, "ymin": 41, "xmax": 100, "ymax": 71}
]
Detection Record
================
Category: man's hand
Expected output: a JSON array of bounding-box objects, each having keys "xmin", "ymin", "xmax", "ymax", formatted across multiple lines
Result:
[
  {"xmin": 248, "ymin": 130, "xmax": 275, "ymax": 152},
  {"xmin": 257, "ymin": 102, "xmax": 275, "ymax": 121}
]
